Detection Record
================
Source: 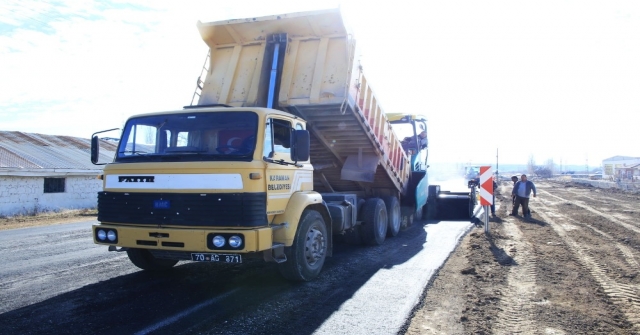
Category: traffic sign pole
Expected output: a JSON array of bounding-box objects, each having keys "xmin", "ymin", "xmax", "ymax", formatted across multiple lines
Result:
[{"xmin": 479, "ymin": 166, "xmax": 493, "ymax": 233}]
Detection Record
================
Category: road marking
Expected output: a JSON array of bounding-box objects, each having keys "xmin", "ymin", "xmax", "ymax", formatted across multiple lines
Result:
[{"xmin": 134, "ymin": 288, "xmax": 239, "ymax": 335}]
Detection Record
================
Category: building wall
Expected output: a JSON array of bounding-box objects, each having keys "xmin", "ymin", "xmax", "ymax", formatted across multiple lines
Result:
[
  {"xmin": 0, "ymin": 175, "xmax": 102, "ymax": 217},
  {"xmin": 602, "ymin": 158, "xmax": 640, "ymax": 179}
]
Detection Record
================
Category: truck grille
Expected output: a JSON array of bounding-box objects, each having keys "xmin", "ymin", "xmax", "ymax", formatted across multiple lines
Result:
[{"xmin": 97, "ymin": 192, "xmax": 267, "ymax": 227}]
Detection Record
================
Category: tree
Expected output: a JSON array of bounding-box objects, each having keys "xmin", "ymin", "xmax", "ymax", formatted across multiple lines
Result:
[
  {"xmin": 534, "ymin": 166, "xmax": 553, "ymax": 178},
  {"xmin": 545, "ymin": 158, "xmax": 556, "ymax": 175},
  {"xmin": 527, "ymin": 155, "xmax": 536, "ymax": 175}
]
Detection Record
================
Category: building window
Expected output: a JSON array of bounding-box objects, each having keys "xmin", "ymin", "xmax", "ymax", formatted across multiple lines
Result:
[{"xmin": 44, "ymin": 178, "xmax": 65, "ymax": 193}]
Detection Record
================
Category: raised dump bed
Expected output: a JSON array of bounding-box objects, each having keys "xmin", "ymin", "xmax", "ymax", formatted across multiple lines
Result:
[{"xmin": 195, "ymin": 9, "xmax": 410, "ymax": 196}]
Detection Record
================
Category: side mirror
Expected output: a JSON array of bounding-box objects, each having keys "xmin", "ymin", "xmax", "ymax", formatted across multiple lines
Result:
[
  {"xmin": 291, "ymin": 129, "xmax": 310, "ymax": 162},
  {"xmin": 90, "ymin": 128, "xmax": 119, "ymax": 165},
  {"xmin": 91, "ymin": 135, "xmax": 100, "ymax": 164}
]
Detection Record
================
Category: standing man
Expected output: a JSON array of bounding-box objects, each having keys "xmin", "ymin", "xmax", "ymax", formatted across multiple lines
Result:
[
  {"xmin": 510, "ymin": 175, "xmax": 519, "ymax": 208},
  {"xmin": 511, "ymin": 174, "xmax": 536, "ymax": 218},
  {"xmin": 490, "ymin": 177, "xmax": 498, "ymax": 217},
  {"xmin": 401, "ymin": 131, "xmax": 427, "ymax": 153}
]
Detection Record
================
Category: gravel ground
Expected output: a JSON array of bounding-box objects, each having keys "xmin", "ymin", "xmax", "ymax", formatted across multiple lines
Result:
[{"xmin": 403, "ymin": 180, "xmax": 640, "ymax": 334}]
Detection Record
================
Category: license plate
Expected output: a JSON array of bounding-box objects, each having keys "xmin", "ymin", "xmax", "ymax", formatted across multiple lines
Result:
[
  {"xmin": 154, "ymin": 200, "xmax": 171, "ymax": 209},
  {"xmin": 191, "ymin": 253, "xmax": 242, "ymax": 263}
]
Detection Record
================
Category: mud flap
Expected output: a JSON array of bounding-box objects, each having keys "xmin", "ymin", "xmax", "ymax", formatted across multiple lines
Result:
[{"xmin": 341, "ymin": 152, "xmax": 379, "ymax": 183}]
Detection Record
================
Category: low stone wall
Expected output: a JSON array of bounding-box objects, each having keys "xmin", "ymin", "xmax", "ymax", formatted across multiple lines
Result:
[{"xmin": 0, "ymin": 175, "xmax": 101, "ymax": 217}]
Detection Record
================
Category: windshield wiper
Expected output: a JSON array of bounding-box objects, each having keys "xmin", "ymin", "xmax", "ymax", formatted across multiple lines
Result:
[
  {"xmin": 119, "ymin": 150, "xmax": 148, "ymax": 155},
  {"xmin": 263, "ymin": 157, "xmax": 303, "ymax": 167}
]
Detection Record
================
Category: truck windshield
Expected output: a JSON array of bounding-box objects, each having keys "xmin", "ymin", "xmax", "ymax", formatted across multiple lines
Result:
[{"xmin": 115, "ymin": 111, "xmax": 258, "ymax": 163}]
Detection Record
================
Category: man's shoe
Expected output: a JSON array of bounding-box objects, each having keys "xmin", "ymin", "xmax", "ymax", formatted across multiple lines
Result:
[{"xmin": 509, "ymin": 213, "xmax": 516, "ymax": 216}]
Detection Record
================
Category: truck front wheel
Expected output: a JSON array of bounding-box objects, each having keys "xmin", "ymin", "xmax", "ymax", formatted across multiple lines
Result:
[
  {"xmin": 277, "ymin": 210, "xmax": 328, "ymax": 281},
  {"xmin": 127, "ymin": 248, "xmax": 178, "ymax": 271}
]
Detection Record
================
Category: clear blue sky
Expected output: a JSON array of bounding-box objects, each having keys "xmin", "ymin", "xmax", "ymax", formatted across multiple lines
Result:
[{"xmin": 1, "ymin": 0, "xmax": 639, "ymax": 166}]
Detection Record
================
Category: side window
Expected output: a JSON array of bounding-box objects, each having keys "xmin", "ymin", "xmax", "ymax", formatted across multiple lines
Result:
[
  {"xmin": 263, "ymin": 121, "xmax": 273, "ymax": 158},
  {"xmin": 263, "ymin": 118, "xmax": 292, "ymax": 159},
  {"xmin": 177, "ymin": 131, "xmax": 189, "ymax": 147},
  {"xmin": 273, "ymin": 119, "xmax": 291, "ymax": 154}
]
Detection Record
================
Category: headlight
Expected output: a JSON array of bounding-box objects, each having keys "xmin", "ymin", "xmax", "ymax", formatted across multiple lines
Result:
[
  {"xmin": 228, "ymin": 235, "xmax": 243, "ymax": 248},
  {"xmin": 107, "ymin": 230, "xmax": 117, "ymax": 241},
  {"xmin": 97, "ymin": 230, "xmax": 107, "ymax": 241},
  {"xmin": 212, "ymin": 235, "xmax": 226, "ymax": 247}
]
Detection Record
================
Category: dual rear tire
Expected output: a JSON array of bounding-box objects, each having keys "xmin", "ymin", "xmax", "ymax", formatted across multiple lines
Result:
[
  {"xmin": 383, "ymin": 196, "xmax": 401, "ymax": 237},
  {"xmin": 361, "ymin": 198, "xmax": 388, "ymax": 246}
]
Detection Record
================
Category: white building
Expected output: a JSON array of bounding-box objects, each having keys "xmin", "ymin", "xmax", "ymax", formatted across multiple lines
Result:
[
  {"xmin": 602, "ymin": 156, "xmax": 640, "ymax": 181},
  {"xmin": 0, "ymin": 131, "xmax": 116, "ymax": 217}
]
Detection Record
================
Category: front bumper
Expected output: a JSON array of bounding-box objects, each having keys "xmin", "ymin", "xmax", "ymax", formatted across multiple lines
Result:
[{"xmin": 92, "ymin": 224, "xmax": 274, "ymax": 253}]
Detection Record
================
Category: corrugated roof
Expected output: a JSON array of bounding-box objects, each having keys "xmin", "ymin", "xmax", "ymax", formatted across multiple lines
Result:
[
  {"xmin": 0, "ymin": 131, "xmax": 117, "ymax": 170},
  {"xmin": 603, "ymin": 155, "xmax": 640, "ymax": 162}
]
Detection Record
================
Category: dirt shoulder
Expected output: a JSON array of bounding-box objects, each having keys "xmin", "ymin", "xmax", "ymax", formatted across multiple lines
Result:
[
  {"xmin": 0, "ymin": 209, "xmax": 97, "ymax": 231},
  {"xmin": 403, "ymin": 180, "xmax": 640, "ymax": 335}
]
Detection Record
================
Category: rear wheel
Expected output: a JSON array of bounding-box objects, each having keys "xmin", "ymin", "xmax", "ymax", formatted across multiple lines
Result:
[
  {"xmin": 360, "ymin": 198, "xmax": 387, "ymax": 246},
  {"xmin": 427, "ymin": 199, "xmax": 438, "ymax": 220},
  {"xmin": 383, "ymin": 196, "xmax": 401, "ymax": 237},
  {"xmin": 277, "ymin": 210, "xmax": 328, "ymax": 281},
  {"xmin": 415, "ymin": 204, "xmax": 424, "ymax": 222},
  {"xmin": 469, "ymin": 187, "xmax": 477, "ymax": 218},
  {"xmin": 127, "ymin": 248, "xmax": 178, "ymax": 271},
  {"xmin": 401, "ymin": 206, "xmax": 414, "ymax": 230},
  {"xmin": 427, "ymin": 185, "xmax": 440, "ymax": 220}
]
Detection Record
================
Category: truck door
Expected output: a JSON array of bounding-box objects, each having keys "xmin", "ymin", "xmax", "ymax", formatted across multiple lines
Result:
[{"xmin": 263, "ymin": 117, "xmax": 312, "ymax": 216}]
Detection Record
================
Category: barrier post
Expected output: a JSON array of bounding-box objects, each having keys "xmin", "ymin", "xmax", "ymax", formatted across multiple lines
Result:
[{"xmin": 479, "ymin": 166, "xmax": 493, "ymax": 234}]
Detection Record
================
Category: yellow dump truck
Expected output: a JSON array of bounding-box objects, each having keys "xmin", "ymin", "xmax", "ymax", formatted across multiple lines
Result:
[{"xmin": 90, "ymin": 9, "xmax": 468, "ymax": 281}]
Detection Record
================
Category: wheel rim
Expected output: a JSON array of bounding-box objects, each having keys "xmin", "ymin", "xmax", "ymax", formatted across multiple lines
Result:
[
  {"xmin": 390, "ymin": 203, "xmax": 400, "ymax": 231},
  {"xmin": 304, "ymin": 224, "xmax": 326, "ymax": 266},
  {"xmin": 377, "ymin": 207, "xmax": 387, "ymax": 236}
]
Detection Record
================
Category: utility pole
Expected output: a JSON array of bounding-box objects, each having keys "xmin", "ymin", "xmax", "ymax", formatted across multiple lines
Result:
[
  {"xmin": 586, "ymin": 158, "xmax": 589, "ymax": 174},
  {"xmin": 585, "ymin": 154, "xmax": 589, "ymax": 174},
  {"xmin": 496, "ymin": 148, "xmax": 499, "ymax": 180}
]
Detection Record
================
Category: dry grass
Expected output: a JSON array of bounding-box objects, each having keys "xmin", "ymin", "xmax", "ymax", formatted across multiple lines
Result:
[{"xmin": 0, "ymin": 208, "xmax": 98, "ymax": 231}]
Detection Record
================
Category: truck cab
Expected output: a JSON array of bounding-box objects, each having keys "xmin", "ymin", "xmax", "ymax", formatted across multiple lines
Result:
[{"xmin": 91, "ymin": 106, "xmax": 334, "ymax": 281}]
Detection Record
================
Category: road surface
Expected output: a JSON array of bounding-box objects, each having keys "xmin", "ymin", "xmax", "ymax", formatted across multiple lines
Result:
[{"xmin": 0, "ymin": 214, "xmax": 471, "ymax": 334}]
